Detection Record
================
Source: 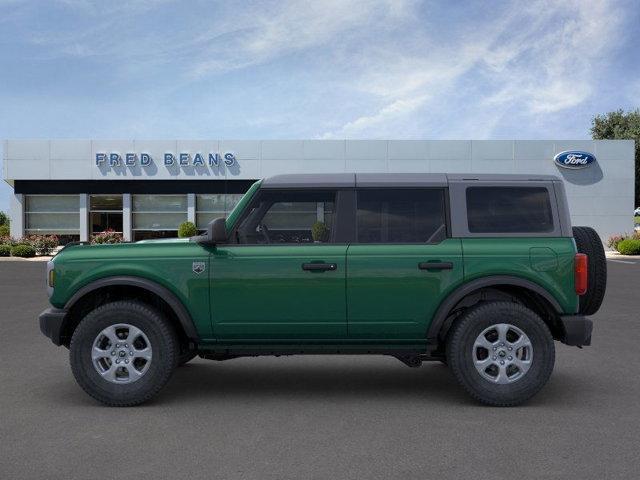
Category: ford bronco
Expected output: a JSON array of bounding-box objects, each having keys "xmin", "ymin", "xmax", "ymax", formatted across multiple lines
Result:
[{"xmin": 39, "ymin": 173, "xmax": 606, "ymax": 406}]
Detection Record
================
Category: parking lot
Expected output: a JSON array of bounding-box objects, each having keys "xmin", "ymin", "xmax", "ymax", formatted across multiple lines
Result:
[{"xmin": 1, "ymin": 260, "xmax": 639, "ymax": 479}]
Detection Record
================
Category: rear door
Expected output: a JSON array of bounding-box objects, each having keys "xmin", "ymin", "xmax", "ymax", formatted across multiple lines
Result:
[{"xmin": 346, "ymin": 188, "xmax": 463, "ymax": 340}]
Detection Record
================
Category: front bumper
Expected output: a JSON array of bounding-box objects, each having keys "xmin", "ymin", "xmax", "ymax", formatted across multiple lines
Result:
[
  {"xmin": 39, "ymin": 308, "xmax": 68, "ymax": 346},
  {"xmin": 559, "ymin": 315, "xmax": 593, "ymax": 346}
]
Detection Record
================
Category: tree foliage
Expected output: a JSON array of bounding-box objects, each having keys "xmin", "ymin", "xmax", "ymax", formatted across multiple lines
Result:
[
  {"xmin": 178, "ymin": 221, "xmax": 198, "ymax": 238},
  {"xmin": 0, "ymin": 211, "xmax": 8, "ymax": 226},
  {"xmin": 590, "ymin": 109, "xmax": 640, "ymax": 206}
]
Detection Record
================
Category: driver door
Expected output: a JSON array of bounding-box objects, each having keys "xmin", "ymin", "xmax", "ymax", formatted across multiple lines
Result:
[{"xmin": 210, "ymin": 189, "xmax": 348, "ymax": 340}]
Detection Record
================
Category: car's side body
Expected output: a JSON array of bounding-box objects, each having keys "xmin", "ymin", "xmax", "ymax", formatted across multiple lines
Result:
[{"xmin": 41, "ymin": 173, "xmax": 589, "ymax": 358}]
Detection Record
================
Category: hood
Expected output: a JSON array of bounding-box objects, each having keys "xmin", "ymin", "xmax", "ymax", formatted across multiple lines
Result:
[{"xmin": 135, "ymin": 238, "xmax": 190, "ymax": 244}]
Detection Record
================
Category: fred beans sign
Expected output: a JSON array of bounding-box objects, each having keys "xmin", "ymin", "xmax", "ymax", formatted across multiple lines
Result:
[{"xmin": 95, "ymin": 152, "xmax": 236, "ymax": 168}]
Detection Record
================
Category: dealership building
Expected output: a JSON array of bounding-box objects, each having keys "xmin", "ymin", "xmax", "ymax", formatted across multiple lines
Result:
[{"xmin": 2, "ymin": 139, "xmax": 635, "ymax": 243}]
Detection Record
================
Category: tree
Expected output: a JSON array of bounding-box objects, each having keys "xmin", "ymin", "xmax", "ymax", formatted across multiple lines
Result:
[
  {"xmin": 590, "ymin": 109, "xmax": 640, "ymax": 206},
  {"xmin": 0, "ymin": 211, "xmax": 8, "ymax": 226},
  {"xmin": 178, "ymin": 221, "xmax": 198, "ymax": 238}
]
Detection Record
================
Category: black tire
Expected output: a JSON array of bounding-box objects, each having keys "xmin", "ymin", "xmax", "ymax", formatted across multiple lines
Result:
[
  {"xmin": 573, "ymin": 226, "xmax": 607, "ymax": 315},
  {"xmin": 70, "ymin": 300, "xmax": 178, "ymax": 407},
  {"xmin": 446, "ymin": 301, "xmax": 555, "ymax": 407}
]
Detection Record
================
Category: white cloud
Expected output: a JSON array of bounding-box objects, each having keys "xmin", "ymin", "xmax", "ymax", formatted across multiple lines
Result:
[
  {"xmin": 5, "ymin": 0, "xmax": 629, "ymax": 140},
  {"xmin": 190, "ymin": 0, "xmax": 414, "ymax": 77},
  {"xmin": 323, "ymin": 0, "xmax": 625, "ymax": 138}
]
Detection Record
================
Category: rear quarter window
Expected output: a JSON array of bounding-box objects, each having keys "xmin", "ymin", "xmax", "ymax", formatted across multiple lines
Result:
[{"xmin": 466, "ymin": 186, "xmax": 554, "ymax": 233}]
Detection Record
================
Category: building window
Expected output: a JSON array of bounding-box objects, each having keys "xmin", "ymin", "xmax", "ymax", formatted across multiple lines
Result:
[
  {"xmin": 90, "ymin": 195, "xmax": 123, "ymax": 235},
  {"xmin": 196, "ymin": 194, "xmax": 244, "ymax": 230},
  {"xmin": 25, "ymin": 195, "xmax": 80, "ymax": 242},
  {"xmin": 132, "ymin": 195, "xmax": 187, "ymax": 241}
]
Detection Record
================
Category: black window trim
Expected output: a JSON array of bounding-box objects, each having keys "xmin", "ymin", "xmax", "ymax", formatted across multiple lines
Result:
[{"xmin": 352, "ymin": 186, "xmax": 451, "ymax": 245}]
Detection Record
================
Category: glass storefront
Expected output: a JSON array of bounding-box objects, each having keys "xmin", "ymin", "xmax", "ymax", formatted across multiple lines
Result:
[
  {"xmin": 25, "ymin": 195, "xmax": 80, "ymax": 243},
  {"xmin": 18, "ymin": 191, "xmax": 250, "ymax": 242},
  {"xmin": 196, "ymin": 193, "xmax": 243, "ymax": 230},
  {"xmin": 90, "ymin": 195, "xmax": 123, "ymax": 235},
  {"xmin": 132, "ymin": 194, "xmax": 187, "ymax": 241}
]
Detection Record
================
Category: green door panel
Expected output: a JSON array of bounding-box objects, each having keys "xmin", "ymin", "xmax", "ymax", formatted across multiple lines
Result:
[
  {"xmin": 50, "ymin": 241, "xmax": 213, "ymax": 337},
  {"xmin": 461, "ymin": 238, "xmax": 578, "ymax": 314},
  {"xmin": 211, "ymin": 245, "xmax": 348, "ymax": 340},
  {"xmin": 346, "ymin": 239, "xmax": 464, "ymax": 339}
]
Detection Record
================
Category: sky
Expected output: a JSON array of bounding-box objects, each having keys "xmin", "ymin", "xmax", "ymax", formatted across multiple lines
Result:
[{"xmin": 1, "ymin": 0, "xmax": 639, "ymax": 213}]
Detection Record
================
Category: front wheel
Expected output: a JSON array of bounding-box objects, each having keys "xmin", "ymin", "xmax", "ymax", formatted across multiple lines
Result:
[
  {"xmin": 70, "ymin": 300, "xmax": 178, "ymax": 407},
  {"xmin": 446, "ymin": 301, "xmax": 555, "ymax": 406}
]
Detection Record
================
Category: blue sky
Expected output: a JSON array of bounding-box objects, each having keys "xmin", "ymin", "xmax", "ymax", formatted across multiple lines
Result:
[{"xmin": 1, "ymin": 0, "xmax": 639, "ymax": 213}]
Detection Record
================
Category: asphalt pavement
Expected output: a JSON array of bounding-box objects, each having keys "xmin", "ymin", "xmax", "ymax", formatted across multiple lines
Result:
[{"xmin": 1, "ymin": 260, "xmax": 639, "ymax": 479}]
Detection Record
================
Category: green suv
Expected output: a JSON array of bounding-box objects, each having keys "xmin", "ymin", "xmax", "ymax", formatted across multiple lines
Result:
[{"xmin": 39, "ymin": 173, "xmax": 606, "ymax": 407}]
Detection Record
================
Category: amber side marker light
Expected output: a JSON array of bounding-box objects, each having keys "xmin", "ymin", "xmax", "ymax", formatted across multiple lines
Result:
[
  {"xmin": 48, "ymin": 269, "xmax": 55, "ymax": 288},
  {"xmin": 574, "ymin": 253, "xmax": 588, "ymax": 295}
]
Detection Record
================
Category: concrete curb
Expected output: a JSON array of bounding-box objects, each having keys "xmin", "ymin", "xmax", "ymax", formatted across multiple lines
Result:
[
  {"xmin": 605, "ymin": 251, "xmax": 640, "ymax": 260},
  {"xmin": 0, "ymin": 256, "xmax": 52, "ymax": 262}
]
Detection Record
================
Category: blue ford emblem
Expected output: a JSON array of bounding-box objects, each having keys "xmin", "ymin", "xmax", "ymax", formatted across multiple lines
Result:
[{"xmin": 554, "ymin": 150, "xmax": 595, "ymax": 169}]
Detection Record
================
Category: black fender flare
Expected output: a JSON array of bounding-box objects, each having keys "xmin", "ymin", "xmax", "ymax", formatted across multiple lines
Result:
[
  {"xmin": 64, "ymin": 276, "xmax": 199, "ymax": 341},
  {"xmin": 426, "ymin": 275, "xmax": 563, "ymax": 341}
]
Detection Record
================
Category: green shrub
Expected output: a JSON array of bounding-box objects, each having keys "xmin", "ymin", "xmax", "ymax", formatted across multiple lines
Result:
[
  {"xmin": 616, "ymin": 239, "xmax": 640, "ymax": 255},
  {"xmin": 10, "ymin": 244, "xmax": 36, "ymax": 258},
  {"xmin": 0, "ymin": 211, "xmax": 8, "ymax": 226},
  {"xmin": 178, "ymin": 221, "xmax": 198, "ymax": 238},
  {"xmin": 0, "ymin": 244, "xmax": 10, "ymax": 257},
  {"xmin": 91, "ymin": 229, "xmax": 123, "ymax": 244},
  {"xmin": 311, "ymin": 221, "xmax": 329, "ymax": 242},
  {"xmin": 607, "ymin": 234, "xmax": 627, "ymax": 251},
  {"xmin": 0, "ymin": 224, "xmax": 9, "ymax": 237},
  {"xmin": 24, "ymin": 234, "xmax": 59, "ymax": 255}
]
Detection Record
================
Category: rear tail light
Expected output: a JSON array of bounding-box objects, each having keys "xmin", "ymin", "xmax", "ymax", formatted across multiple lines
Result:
[{"xmin": 574, "ymin": 253, "xmax": 588, "ymax": 295}]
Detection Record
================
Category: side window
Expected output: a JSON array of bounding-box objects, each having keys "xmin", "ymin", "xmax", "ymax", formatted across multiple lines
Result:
[
  {"xmin": 236, "ymin": 190, "xmax": 336, "ymax": 244},
  {"xmin": 356, "ymin": 189, "xmax": 446, "ymax": 243},
  {"xmin": 466, "ymin": 187, "xmax": 553, "ymax": 233}
]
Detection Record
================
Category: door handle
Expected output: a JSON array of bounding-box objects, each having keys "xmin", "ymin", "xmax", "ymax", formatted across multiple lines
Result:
[
  {"xmin": 302, "ymin": 262, "xmax": 337, "ymax": 272},
  {"xmin": 418, "ymin": 261, "xmax": 453, "ymax": 271}
]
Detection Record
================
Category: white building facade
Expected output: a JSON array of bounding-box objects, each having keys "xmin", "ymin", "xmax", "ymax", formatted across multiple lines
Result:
[{"xmin": 2, "ymin": 139, "xmax": 635, "ymax": 243}]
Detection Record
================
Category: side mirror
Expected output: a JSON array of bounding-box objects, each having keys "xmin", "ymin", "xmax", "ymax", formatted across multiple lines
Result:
[{"xmin": 208, "ymin": 217, "xmax": 228, "ymax": 244}]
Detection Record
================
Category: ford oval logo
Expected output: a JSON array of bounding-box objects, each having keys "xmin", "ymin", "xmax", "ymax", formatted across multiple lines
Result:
[{"xmin": 554, "ymin": 150, "xmax": 595, "ymax": 169}]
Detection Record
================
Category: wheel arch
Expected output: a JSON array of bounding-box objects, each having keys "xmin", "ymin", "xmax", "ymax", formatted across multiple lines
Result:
[
  {"xmin": 427, "ymin": 275, "xmax": 563, "ymax": 344},
  {"xmin": 60, "ymin": 276, "xmax": 199, "ymax": 347}
]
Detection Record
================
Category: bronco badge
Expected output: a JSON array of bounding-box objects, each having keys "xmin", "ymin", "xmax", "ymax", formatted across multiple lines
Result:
[{"xmin": 192, "ymin": 261, "xmax": 206, "ymax": 274}]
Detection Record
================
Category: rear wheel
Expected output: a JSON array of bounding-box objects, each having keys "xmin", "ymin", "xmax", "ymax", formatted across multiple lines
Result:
[
  {"xmin": 70, "ymin": 300, "xmax": 178, "ymax": 407},
  {"xmin": 446, "ymin": 301, "xmax": 555, "ymax": 406},
  {"xmin": 572, "ymin": 226, "xmax": 607, "ymax": 315}
]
